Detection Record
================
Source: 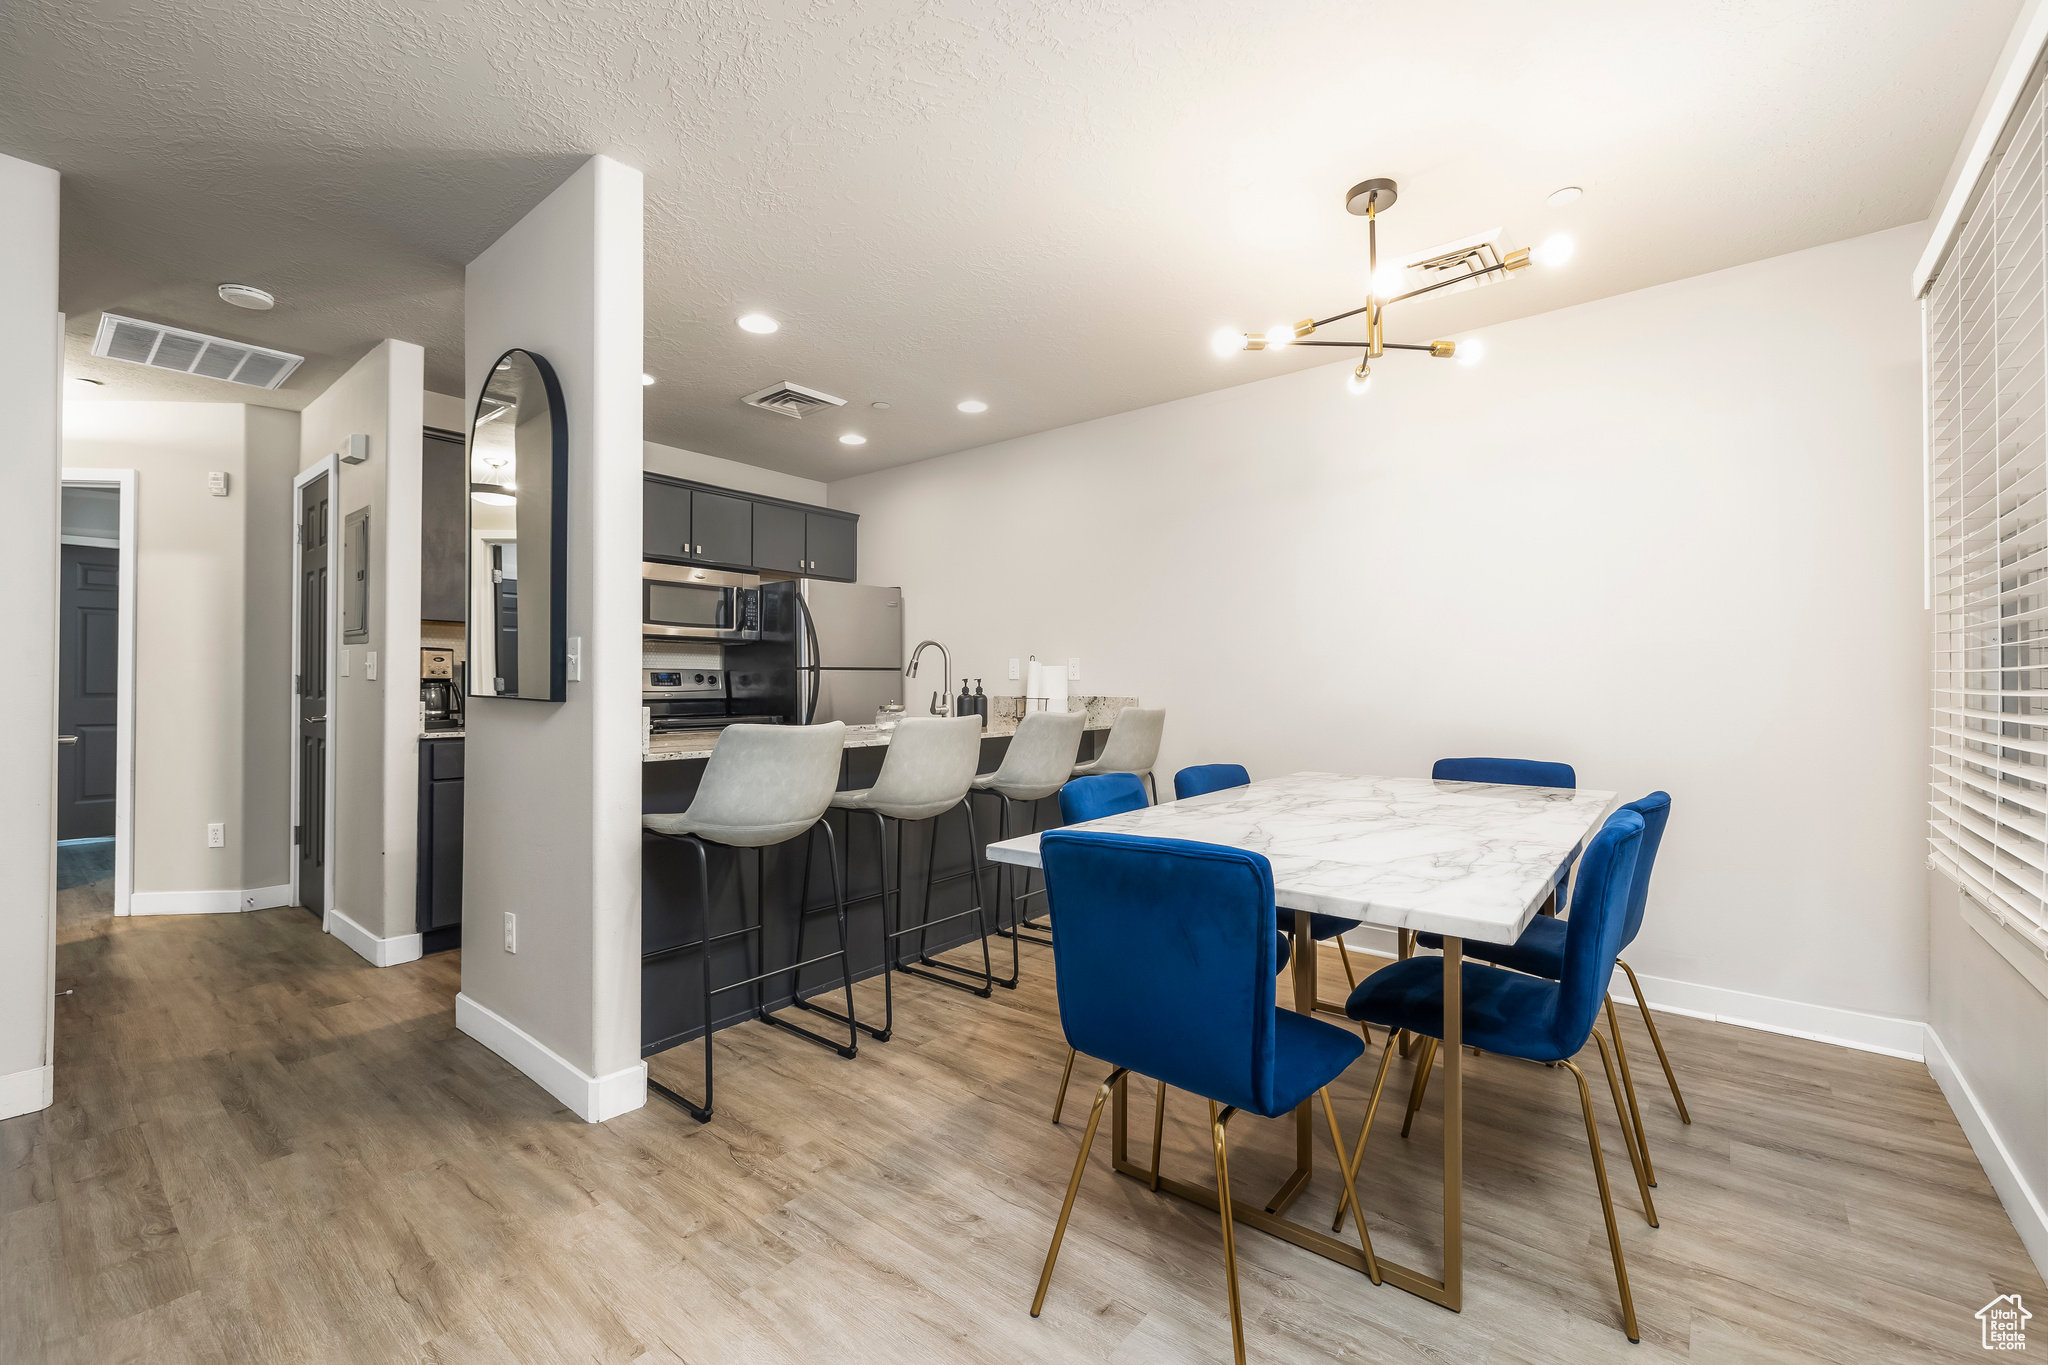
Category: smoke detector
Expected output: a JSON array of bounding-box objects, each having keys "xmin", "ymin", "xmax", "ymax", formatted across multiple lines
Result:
[
  {"xmin": 90, "ymin": 314, "xmax": 302, "ymax": 390},
  {"xmin": 741, "ymin": 381, "xmax": 846, "ymax": 419},
  {"xmin": 217, "ymin": 283, "xmax": 275, "ymax": 310}
]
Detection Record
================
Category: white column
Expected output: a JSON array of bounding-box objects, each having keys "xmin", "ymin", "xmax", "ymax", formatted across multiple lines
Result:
[
  {"xmin": 456, "ymin": 156, "xmax": 646, "ymax": 1121},
  {"xmin": 0, "ymin": 151, "xmax": 61, "ymax": 1120}
]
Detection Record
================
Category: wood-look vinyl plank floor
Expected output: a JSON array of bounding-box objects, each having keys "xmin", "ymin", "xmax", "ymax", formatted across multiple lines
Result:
[{"xmin": 6, "ymin": 881, "xmax": 2040, "ymax": 1363}]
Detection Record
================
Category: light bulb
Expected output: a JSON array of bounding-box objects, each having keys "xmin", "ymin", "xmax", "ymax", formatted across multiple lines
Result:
[
  {"xmin": 1371, "ymin": 264, "xmax": 1405, "ymax": 298},
  {"xmin": 1211, "ymin": 328, "xmax": 1247, "ymax": 357},
  {"xmin": 957, "ymin": 399, "xmax": 988, "ymax": 413},
  {"xmin": 737, "ymin": 313, "xmax": 779, "ymax": 334},
  {"xmin": 839, "ymin": 433, "xmax": 867, "ymax": 445},
  {"xmin": 1347, "ymin": 361, "xmax": 1372, "ymax": 396},
  {"xmin": 1265, "ymin": 322, "xmax": 1294, "ymax": 349},
  {"xmin": 1458, "ymin": 338, "xmax": 1485, "ymax": 368},
  {"xmin": 1535, "ymin": 234, "xmax": 1575, "ymax": 267}
]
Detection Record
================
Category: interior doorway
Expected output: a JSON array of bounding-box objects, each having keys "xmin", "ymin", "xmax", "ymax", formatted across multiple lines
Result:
[
  {"xmin": 56, "ymin": 471, "xmax": 136, "ymax": 915},
  {"xmin": 293, "ymin": 464, "xmax": 336, "ymax": 922}
]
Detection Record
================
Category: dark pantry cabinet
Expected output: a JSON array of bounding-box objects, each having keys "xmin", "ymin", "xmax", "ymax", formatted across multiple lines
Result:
[{"xmin": 416, "ymin": 737, "xmax": 463, "ymax": 954}]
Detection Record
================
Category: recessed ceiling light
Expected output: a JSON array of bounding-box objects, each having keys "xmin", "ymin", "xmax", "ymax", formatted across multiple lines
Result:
[
  {"xmin": 1545, "ymin": 186, "xmax": 1583, "ymax": 208},
  {"xmin": 870, "ymin": 401, "xmax": 891, "ymax": 409},
  {"xmin": 642, "ymin": 373, "xmax": 655, "ymax": 386},
  {"xmin": 957, "ymin": 400, "xmax": 988, "ymax": 413},
  {"xmin": 217, "ymin": 283, "xmax": 275, "ymax": 310},
  {"xmin": 737, "ymin": 313, "xmax": 779, "ymax": 334},
  {"xmin": 71, "ymin": 376, "xmax": 104, "ymax": 386},
  {"xmin": 839, "ymin": 433, "xmax": 867, "ymax": 445}
]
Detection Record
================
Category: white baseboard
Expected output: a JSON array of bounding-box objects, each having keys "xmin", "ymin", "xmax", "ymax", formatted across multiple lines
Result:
[
  {"xmin": 326, "ymin": 907, "xmax": 423, "ymax": 968},
  {"xmin": 131, "ymin": 882, "xmax": 293, "ymax": 916},
  {"xmin": 455, "ymin": 992, "xmax": 646, "ymax": 1123},
  {"xmin": 1611, "ymin": 968, "xmax": 1926, "ymax": 1061},
  {"xmin": 0, "ymin": 1064, "xmax": 53, "ymax": 1120},
  {"xmin": 1927, "ymin": 1025, "xmax": 2048, "ymax": 1279},
  {"xmin": 1335, "ymin": 927, "xmax": 1926, "ymax": 1061}
]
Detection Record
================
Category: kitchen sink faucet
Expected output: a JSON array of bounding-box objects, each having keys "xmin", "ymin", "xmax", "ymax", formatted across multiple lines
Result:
[{"xmin": 905, "ymin": 640, "xmax": 951, "ymax": 716}]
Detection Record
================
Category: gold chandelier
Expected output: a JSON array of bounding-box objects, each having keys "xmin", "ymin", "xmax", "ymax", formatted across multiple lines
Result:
[{"xmin": 1214, "ymin": 176, "xmax": 1574, "ymax": 392}]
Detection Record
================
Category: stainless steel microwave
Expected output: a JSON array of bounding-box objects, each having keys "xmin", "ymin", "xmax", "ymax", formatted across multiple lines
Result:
[{"xmin": 642, "ymin": 563, "xmax": 760, "ymax": 641}]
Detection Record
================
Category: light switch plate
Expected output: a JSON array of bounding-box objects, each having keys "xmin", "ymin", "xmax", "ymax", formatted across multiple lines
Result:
[
  {"xmin": 567, "ymin": 636, "xmax": 582, "ymax": 682},
  {"xmin": 503, "ymin": 912, "xmax": 517, "ymax": 953},
  {"xmin": 365, "ymin": 651, "xmax": 377, "ymax": 681},
  {"xmin": 1068, "ymin": 658, "xmax": 1080, "ymax": 680},
  {"xmin": 340, "ymin": 647, "xmax": 350, "ymax": 677},
  {"xmin": 207, "ymin": 471, "xmax": 228, "ymax": 497},
  {"xmin": 1008, "ymin": 658, "xmax": 1020, "ymax": 680}
]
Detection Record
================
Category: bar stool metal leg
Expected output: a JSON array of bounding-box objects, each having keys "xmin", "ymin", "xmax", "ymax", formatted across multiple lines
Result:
[
  {"xmin": 646, "ymin": 834, "xmax": 719, "ymax": 1123},
  {"xmin": 769, "ymin": 819, "xmax": 860, "ymax": 1058},
  {"xmin": 801, "ymin": 809, "xmax": 897, "ymax": 1042},
  {"xmin": 899, "ymin": 797, "xmax": 998, "ymax": 996}
]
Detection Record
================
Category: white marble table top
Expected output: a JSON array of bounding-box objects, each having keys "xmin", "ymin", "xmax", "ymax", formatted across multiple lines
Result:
[{"xmin": 983, "ymin": 771, "xmax": 1616, "ymax": 945}]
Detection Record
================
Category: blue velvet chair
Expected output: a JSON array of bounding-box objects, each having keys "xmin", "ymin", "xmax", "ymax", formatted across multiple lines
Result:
[
  {"xmin": 1173, "ymin": 765, "xmax": 1371, "ymax": 1014},
  {"xmin": 1338, "ymin": 809, "xmax": 1657, "ymax": 1343},
  {"xmin": 1047, "ymin": 774, "xmax": 1294, "ymax": 1124},
  {"xmin": 1031, "ymin": 830, "xmax": 1376, "ymax": 1362}
]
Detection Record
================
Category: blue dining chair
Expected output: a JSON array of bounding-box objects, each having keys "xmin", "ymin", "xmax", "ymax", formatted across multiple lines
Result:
[
  {"xmin": 1047, "ymin": 774, "xmax": 1295, "ymax": 1124},
  {"xmin": 1031, "ymin": 830, "xmax": 1377, "ymax": 1363},
  {"xmin": 1338, "ymin": 809, "xmax": 1656, "ymax": 1343},
  {"xmin": 1173, "ymin": 765, "xmax": 1371, "ymax": 1013}
]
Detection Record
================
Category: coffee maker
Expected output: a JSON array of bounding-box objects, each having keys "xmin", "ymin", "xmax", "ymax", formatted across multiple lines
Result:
[{"xmin": 420, "ymin": 647, "xmax": 463, "ymax": 730}]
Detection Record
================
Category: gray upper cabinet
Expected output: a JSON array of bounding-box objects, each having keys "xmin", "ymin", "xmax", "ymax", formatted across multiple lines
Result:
[
  {"xmin": 642, "ymin": 473, "xmax": 857, "ymax": 580},
  {"xmin": 691, "ymin": 489, "xmax": 753, "ymax": 566},
  {"xmin": 752, "ymin": 502, "xmax": 806, "ymax": 574},
  {"xmin": 643, "ymin": 479, "xmax": 694, "ymax": 562},
  {"xmin": 805, "ymin": 512, "xmax": 857, "ymax": 581},
  {"xmin": 421, "ymin": 429, "xmax": 467, "ymax": 621}
]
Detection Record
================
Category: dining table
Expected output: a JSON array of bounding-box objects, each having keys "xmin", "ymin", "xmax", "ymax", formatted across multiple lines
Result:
[{"xmin": 984, "ymin": 769, "xmax": 1616, "ymax": 1311}]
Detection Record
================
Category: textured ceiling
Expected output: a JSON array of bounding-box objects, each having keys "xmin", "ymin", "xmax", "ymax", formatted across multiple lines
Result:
[{"xmin": 2, "ymin": 0, "xmax": 2016, "ymax": 478}]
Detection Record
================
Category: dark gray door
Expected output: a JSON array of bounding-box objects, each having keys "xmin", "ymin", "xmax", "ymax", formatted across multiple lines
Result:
[
  {"xmin": 643, "ymin": 478, "xmax": 693, "ymax": 561},
  {"xmin": 753, "ymin": 501, "xmax": 806, "ymax": 573},
  {"xmin": 691, "ymin": 489, "xmax": 753, "ymax": 566},
  {"xmin": 56, "ymin": 544, "xmax": 119, "ymax": 840},
  {"xmin": 492, "ymin": 544, "xmax": 519, "ymax": 694},
  {"xmin": 298, "ymin": 475, "xmax": 329, "ymax": 918},
  {"xmin": 805, "ymin": 512, "xmax": 857, "ymax": 581}
]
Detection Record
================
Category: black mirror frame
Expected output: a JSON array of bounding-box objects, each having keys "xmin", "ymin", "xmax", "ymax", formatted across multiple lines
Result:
[{"xmin": 468, "ymin": 347, "xmax": 570, "ymax": 703}]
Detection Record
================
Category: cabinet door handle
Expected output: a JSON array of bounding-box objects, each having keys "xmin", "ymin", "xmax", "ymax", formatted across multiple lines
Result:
[{"xmin": 57, "ymin": 735, "xmax": 77, "ymax": 745}]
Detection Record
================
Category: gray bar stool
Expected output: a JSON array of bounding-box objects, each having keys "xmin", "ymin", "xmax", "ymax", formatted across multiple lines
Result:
[
  {"xmin": 971, "ymin": 709, "xmax": 1087, "ymax": 976},
  {"xmin": 801, "ymin": 716, "xmax": 990, "ymax": 1043},
  {"xmin": 641, "ymin": 721, "xmax": 855, "ymax": 1123},
  {"xmin": 1069, "ymin": 707, "xmax": 1166, "ymax": 803}
]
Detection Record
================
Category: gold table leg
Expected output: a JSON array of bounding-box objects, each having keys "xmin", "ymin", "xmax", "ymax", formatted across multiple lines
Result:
[{"xmin": 1261, "ymin": 908, "xmax": 1318, "ymax": 1214}]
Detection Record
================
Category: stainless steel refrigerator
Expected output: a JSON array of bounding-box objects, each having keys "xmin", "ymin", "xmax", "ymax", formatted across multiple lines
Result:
[{"xmin": 797, "ymin": 580, "xmax": 906, "ymax": 725}]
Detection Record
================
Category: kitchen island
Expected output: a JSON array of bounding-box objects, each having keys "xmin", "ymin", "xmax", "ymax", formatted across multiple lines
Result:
[{"xmin": 640, "ymin": 698, "xmax": 1133, "ymax": 1058}]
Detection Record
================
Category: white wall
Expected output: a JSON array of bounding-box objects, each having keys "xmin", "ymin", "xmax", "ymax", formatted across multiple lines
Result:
[
  {"xmin": 644, "ymin": 439, "xmax": 826, "ymax": 505},
  {"xmin": 0, "ymin": 151, "xmax": 60, "ymax": 1120},
  {"xmin": 63, "ymin": 402, "xmax": 300, "ymax": 909},
  {"xmin": 299, "ymin": 342, "xmax": 426, "ymax": 958},
  {"xmin": 832, "ymin": 222, "xmax": 1929, "ymax": 1054},
  {"xmin": 457, "ymin": 156, "xmax": 646, "ymax": 1122}
]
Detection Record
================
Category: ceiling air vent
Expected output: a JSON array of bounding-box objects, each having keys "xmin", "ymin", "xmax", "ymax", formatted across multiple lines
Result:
[
  {"xmin": 90, "ymin": 313, "xmax": 303, "ymax": 390},
  {"xmin": 741, "ymin": 381, "xmax": 846, "ymax": 419}
]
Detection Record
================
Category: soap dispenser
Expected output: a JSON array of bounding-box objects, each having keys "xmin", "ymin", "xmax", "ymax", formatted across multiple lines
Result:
[
  {"xmin": 958, "ymin": 679, "xmax": 974, "ymax": 722},
  {"xmin": 972, "ymin": 678, "xmax": 988, "ymax": 728}
]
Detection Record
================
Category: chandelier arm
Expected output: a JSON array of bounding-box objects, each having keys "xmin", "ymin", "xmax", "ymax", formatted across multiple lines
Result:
[
  {"xmin": 1288, "ymin": 341, "xmax": 1373, "ymax": 348},
  {"xmin": 1385, "ymin": 261, "xmax": 1512, "ymax": 307}
]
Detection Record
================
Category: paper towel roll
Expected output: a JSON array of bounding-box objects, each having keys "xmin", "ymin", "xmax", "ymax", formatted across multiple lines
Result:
[
  {"xmin": 1041, "ymin": 663, "xmax": 1068, "ymax": 711},
  {"xmin": 1025, "ymin": 658, "xmax": 1044, "ymax": 704}
]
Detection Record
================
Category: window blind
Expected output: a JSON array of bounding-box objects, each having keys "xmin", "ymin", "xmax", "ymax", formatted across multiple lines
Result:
[{"xmin": 1929, "ymin": 67, "xmax": 2048, "ymax": 955}]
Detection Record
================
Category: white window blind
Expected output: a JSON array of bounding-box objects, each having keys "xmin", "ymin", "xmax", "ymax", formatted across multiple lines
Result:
[{"xmin": 1929, "ymin": 66, "xmax": 2048, "ymax": 956}]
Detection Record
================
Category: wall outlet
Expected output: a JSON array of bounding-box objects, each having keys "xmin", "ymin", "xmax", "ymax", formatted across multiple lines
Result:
[
  {"xmin": 365, "ymin": 650, "xmax": 378, "ymax": 681},
  {"xmin": 503, "ymin": 912, "xmax": 517, "ymax": 953},
  {"xmin": 1068, "ymin": 657, "xmax": 1080, "ymax": 680},
  {"xmin": 567, "ymin": 636, "xmax": 582, "ymax": 682},
  {"xmin": 1008, "ymin": 658, "xmax": 1020, "ymax": 680},
  {"xmin": 206, "ymin": 822, "xmax": 225, "ymax": 848}
]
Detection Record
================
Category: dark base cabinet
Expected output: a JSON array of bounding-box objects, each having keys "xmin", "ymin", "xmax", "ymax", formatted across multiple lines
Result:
[
  {"xmin": 639, "ymin": 729, "xmax": 1104, "ymax": 1057},
  {"xmin": 417, "ymin": 737, "xmax": 464, "ymax": 954}
]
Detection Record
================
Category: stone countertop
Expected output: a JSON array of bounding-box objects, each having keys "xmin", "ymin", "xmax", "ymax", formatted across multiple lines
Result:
[
  {"xmin": 643, "ymin": 695, "xmax": 1135, "ymax": 763},
  {"xmin": 420, "ymin": 728, "xmax": 465, "ymax": 739}
]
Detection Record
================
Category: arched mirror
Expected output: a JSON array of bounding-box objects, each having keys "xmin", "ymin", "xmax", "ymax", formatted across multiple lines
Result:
[{"xmin": 467, "ymin": 348, "xmax": 568, "ymax": 702}]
